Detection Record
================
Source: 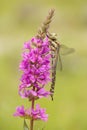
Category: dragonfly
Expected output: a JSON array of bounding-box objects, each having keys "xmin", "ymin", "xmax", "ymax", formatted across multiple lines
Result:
[{"xmin": 46, "ymin": 32, "xmax": 75, "ymax": 100}]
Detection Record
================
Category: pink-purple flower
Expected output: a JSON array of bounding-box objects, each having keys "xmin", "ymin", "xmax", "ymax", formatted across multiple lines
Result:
[
  {"xmin": 14, "ymin": 36, "xmax": 51, "ymax": 123},
  {"xmin": 14, "ymin": 104, "xmax": 48, "ymax": 121},
  {"xmin": 14, "ymin": 9, "xmax": 56, "ymax": 130},
  {"xmin": 14, "ymin": 106, "xmax": 25, "ymax": 117},
  {"xmin": 19, "ymin": 37, "xmax": 51, "ymax": 100},
  {"xmin": 19, "ymin": 87, "xmax": 50, "ymax": 100}
]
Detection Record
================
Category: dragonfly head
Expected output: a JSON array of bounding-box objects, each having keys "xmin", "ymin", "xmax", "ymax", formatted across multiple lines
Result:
[{"xmin": 47, "ymin": 32, "xmax": 57, "ymax": 41}]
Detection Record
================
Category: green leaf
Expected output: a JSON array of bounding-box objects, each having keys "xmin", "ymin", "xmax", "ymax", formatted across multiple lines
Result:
[{"xmin": 23, "ymin": 119, "xmax": 29, "ymax": 130}]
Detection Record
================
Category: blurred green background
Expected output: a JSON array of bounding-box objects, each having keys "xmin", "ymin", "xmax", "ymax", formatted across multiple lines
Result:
[{"xmin": 0, "ymin": 0, "xmax": 87, "ymax": 130}]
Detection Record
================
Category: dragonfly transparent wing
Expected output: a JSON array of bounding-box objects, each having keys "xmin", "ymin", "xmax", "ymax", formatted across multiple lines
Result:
[
  {"xmin": 52, "ymin": 46, "xmax": 63, "ymax": 71},
  {"xmin": 57, "ymin": 44, "xmax": 75, "ymax": 70},
  {"xmin": 59, "ymin": 44, "xmax": 75, "ymax": 56},
  {"xmin": 57, "ymin": 53, "xmax": 63, "ymax": 71}
]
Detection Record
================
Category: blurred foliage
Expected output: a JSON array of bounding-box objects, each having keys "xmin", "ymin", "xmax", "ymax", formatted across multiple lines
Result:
[{"xmin": 0, "ymin": 0, "xmax": 87, "ymax": 130}]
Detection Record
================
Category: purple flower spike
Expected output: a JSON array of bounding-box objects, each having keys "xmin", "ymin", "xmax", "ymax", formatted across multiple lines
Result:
[
  {"xmin": 19, "ymin": 37, "xmax": 51, "ymax": 99},
  {"xmin": 14, "ymin": 36, "xmax": 51, "ymax": 125},
  {"xmin": 14, "ymin": 9, "xmax": 56, "ymax": 130}
]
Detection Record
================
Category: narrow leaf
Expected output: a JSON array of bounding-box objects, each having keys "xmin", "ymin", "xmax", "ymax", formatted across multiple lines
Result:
[{"xmin": 23, "ymin": 119, "xmax": 29, "ymax": 130}]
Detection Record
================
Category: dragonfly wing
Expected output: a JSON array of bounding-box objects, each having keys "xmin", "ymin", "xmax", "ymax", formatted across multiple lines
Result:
[
  {"xmin": 57, "ymin": 53, "xmax": 62, "ymax": 71},
  {"xmin": 54, "ymin": 47, "xmax": 63, "ymax": 71},
  {"xmin": 60, "ymin": 44, "xmax": 75, "ymax": 55}
]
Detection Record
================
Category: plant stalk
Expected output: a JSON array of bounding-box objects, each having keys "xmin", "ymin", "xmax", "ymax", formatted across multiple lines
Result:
[{"xmin": 30, "ymin": 87, "xmax": 35, "ymax": 130}]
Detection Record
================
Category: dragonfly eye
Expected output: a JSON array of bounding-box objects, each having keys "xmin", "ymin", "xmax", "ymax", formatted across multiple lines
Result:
[
  {"xmin": 47, "ymin": 32, "xmax": 57, "ymax": 41},
  {"xmin": 49, "ymin": 33, "xmax": 57, "ymax": 40},
  {"xmin": 51, "ymin": 33, "xmax": 57, "ymax": 37}
]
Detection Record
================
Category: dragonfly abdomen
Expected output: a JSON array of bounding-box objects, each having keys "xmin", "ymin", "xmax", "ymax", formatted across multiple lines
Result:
[
  {"xmin": 50, "ymin": 65, "xmax": 57, "ymax": 100},
  {"xmin": 50, "ymin": 44, "xmax": 59, "ymax": 100}
]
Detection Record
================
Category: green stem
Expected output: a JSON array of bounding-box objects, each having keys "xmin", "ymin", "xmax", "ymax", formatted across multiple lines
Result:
[{"xmin": 30, "ymin": 87, "xmax": 35, "ymax": 130}]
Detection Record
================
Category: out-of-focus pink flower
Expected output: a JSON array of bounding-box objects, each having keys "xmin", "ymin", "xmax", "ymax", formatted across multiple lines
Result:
[
  {"xmin": 13, "ymin": 106, "xmax": 25, "ymax": 117},
  {"xmin": 14, "ymin": 105, "xmax": 48, "ymax": 121},
  {"xmin": 32, "ymin": 104, "xmax": 48, "ymax": 121}
]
